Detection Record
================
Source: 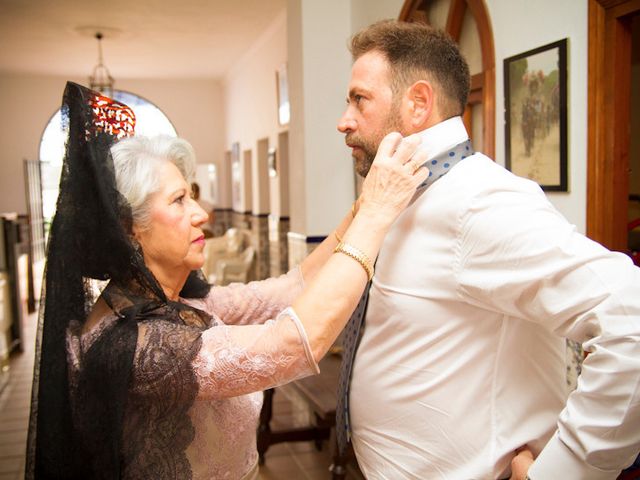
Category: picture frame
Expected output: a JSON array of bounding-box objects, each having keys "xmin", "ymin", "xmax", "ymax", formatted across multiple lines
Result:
[
  {"xmin": 504, "ymin": 39, "xmax": 568, "ymax": 192},
  {"xmin": 207, "ymin": 163, "xmax": 218, "ymax": 205},
  {"xmin": 276, "ymin": 63, "xmax": 290, "ymax": 126},
  {"xmin": 268, "ymin": 147, "xmax": 277, "ymax": 177},
  {"xmin": 231, "ymin": 141, "xmax": 241, "ymax": 209}
]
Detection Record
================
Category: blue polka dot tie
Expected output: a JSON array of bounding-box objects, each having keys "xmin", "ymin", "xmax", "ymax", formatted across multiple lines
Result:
[
  {"xmin": 419, "ymin": 139, "xmax": 474, "ymax": 190},
  {"xmin": 335, "ymin": 283, "xmax": 370, "ymax": 457},
  {"xmin": 334, "ymin": 138, "xmax": 474, "ymax": 457}
]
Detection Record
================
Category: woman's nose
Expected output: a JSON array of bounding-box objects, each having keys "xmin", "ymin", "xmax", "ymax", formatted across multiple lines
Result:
[{"xmin": 191, "ymin": 200, "xmax": 208, "ymax": 225}]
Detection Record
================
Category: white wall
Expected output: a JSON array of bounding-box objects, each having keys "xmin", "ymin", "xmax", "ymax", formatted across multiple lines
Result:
[
  {"xmin": 291, "ymin": 0, "xmax": 354, "ymax": 237},
  {"xmin": 118, "ymin": 78, "xmax": 225, "ymax": 168},
  {"xmin": 0, "ymin": 75, "xmax": 71, "ymax": 215},
  {"xmin": 0, "ymin": 74, "xmax": 224, "ymax": 215},
  {"xmin": 350, "ymin": 0, "xmax": 404, "ymax": 32},
  {"xmin": 488, "ymin": 0, "xmax": 588, "ymax": 232},
  {"xmin": 222, "ymin": 9, "xmax": 288, "ymax": 214},
  {"xmin": 287, "ymin": 0, "xmax": 405, "ymax": 237}
]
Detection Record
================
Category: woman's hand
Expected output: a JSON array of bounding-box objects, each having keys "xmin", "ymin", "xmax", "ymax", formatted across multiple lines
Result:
[
  {"xmin": 357, "ymin": 132, "xmax": 429, "ymax": 225},
  {"xmin": 293, "ymin": 133, "xmax": 429, "ymax": 362}
]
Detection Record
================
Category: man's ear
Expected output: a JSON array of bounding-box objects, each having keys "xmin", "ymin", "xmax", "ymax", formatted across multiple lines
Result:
[{"xmin": 406, "ymin": 80, "xmax": 435, "ymax": 130}]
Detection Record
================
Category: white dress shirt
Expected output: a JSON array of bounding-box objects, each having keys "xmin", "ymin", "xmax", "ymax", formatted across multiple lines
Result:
[{"xmin": 349, "ymin": 116, "xmax": 640, "ymax": 479}]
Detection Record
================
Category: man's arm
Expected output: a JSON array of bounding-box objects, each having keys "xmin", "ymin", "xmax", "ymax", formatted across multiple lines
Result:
[{"xmin": 456, "ymin": 183, "xmax": 640, "ymax": 478}]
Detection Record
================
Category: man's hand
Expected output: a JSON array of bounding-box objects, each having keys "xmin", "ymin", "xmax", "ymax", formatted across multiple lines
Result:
[{"xmin": 509, "ymin": 446, "xmax": 534, "ymax": 480}]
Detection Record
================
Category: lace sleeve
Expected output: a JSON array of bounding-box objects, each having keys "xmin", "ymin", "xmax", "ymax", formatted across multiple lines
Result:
[
  {"xmin": 131, "ymin": 320, "xmax": 203, "ymax": 399},
  {"xmin": 192, "ymin": 307, "xmax": 320, "ymax": 399},
  {"xmin": 200, "ymin": 267, "xmax": 304, "ymax": 326}
]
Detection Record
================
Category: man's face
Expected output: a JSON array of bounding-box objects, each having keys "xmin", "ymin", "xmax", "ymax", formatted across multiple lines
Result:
[{"xmin": 337, "ymin": 50, "xmax": 404, "ymax": 177}]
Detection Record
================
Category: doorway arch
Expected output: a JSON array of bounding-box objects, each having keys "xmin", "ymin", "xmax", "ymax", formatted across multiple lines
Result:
[
  {"xmin": 38, "ymin": 90, "xmax": 177, "ymax": 224},
  {"xmin": 399, "ymin": 0, "xmax": 496, "ymax": 158}
]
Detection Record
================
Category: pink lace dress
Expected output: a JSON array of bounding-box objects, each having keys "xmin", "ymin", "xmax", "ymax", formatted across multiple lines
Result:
[{"xmin": 66, "ymin": 268, "xmax": 319, "ymax": 479}]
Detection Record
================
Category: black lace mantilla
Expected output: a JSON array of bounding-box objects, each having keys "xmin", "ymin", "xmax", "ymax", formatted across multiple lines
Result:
[{"xmin": 26, "ymin": 82, "xmax": 212, "ymax": 479}]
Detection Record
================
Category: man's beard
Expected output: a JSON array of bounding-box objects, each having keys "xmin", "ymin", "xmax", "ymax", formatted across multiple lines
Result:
[
  {"xmin": 347, "ymin": 134, "xmax": 380, "ymax": 177},
  {"xmin": 347, "ymin": 105, "xmax": 403, "ymax": 178}
]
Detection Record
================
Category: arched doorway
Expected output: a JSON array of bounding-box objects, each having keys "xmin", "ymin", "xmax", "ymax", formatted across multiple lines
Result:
[
  {"xmin": 38, "ymin": 89, "xmax": 177, "ymax": 229},
  {"xmin": 399, "ymin": 0, "xmax": 496, "ymax": 158}
]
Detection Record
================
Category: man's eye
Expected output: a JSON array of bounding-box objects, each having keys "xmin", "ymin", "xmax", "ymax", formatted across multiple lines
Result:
[
  {"xmin": 354, "ymin": 95, "xmax": 363, "ymax": 104},
  {"xmin": 174, "ymin": 195, "xmax": 185, "ymax": 204}
]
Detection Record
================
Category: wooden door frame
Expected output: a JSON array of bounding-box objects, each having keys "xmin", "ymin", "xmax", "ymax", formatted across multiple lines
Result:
[
  {"xmin": 588, "ymin": 0, "xmax": 640, "ymax": 250},
  {"xmin": 399, "ymin": 0, "xmax": 496, "ymax": 158}
]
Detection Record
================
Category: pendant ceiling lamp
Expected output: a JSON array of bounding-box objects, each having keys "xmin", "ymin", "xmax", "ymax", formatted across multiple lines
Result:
[{"xmin": 89, "ymin": 31, "xmax": 114, "ymax": 97}]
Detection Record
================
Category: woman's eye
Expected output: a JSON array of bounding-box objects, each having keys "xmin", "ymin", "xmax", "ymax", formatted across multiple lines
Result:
[{"xmin": 174, "ymin": 195, "xmax": 185, "ymax": 205}]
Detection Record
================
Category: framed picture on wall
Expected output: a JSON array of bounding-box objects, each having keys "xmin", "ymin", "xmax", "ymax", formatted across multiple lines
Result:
[
  {"xmin": 231, "ymin": 141, "xmax": 241, "ymax": 210},
  {"xmin": 276, "ymin": 63, "xmax": 290, "ymax": 126},
  {"xmin": 207, "ymin": 163, "xmax": 218, "ymax": 205},
  {"xmin": 504, "ymin": 39, "xmax": 568, "ymax": 191},
  {"xmin": 268, "ymin": 147, "xmax": 277, "ymax": 177}
]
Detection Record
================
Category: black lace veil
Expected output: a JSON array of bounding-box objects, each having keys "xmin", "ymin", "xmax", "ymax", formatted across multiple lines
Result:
[{"xmin": 26, "ymin": 82, "xmax": 210, "ymax": 479}]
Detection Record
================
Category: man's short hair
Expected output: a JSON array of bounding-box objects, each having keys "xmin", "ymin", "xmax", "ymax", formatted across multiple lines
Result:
[{"xmin": 349, "ymin": 20, "xmax": 470, "ymax": 118}]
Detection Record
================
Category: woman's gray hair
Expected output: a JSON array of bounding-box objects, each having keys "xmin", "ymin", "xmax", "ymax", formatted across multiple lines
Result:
[{"xmin": 110, "ymin": 135, "xmax": 196, "ymax": 231}]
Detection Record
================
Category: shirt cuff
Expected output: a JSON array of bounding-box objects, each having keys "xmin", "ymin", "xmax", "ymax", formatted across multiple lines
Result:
[
  {"xmin": 528, "ymin": 433, "xmax": 619, "ymax": 480},
  {"xmin": 280, "ymin": 306, "xmax": 320, "ymax": 375}
]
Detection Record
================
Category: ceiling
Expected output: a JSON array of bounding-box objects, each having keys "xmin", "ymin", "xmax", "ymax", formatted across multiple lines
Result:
[{"xmin": 0, "ymin": 0, "xmax": 286, "ymax": 80}]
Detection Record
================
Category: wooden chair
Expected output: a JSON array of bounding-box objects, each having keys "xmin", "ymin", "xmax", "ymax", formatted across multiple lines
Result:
[
  {"xmin": 202, "ymin": 228, "xmax": 253, "ymax": 284},
  {"xmin": 257, "ymin": 354, "xmax": 351, "ymax": 479},
  {"xmin": 215, "ymin": 246, "xmax": 256, "ymax": 286}
]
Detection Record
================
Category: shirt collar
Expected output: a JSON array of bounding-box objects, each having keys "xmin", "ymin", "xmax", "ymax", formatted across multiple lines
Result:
[{"xmin": 416, "ymin": 116, "xmax": 469, "ymax": 161}]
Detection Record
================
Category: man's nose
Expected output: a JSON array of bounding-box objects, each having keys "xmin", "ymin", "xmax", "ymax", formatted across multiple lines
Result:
[{"xmin": 337, "ymin": 110, "xmax": 356, "ymax": 133}]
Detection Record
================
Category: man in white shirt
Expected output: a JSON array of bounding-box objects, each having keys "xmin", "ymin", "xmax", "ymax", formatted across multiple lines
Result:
[{"xmin": 336, "ymin": 20, "xmax": 640, "ymax": 479}]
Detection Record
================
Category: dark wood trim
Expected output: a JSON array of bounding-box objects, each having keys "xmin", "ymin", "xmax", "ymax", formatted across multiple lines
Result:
[
  {"xmin": 467, "ymin": 0, "xmax": 496, "ymax": 158},
  {"xmin": 399, "ymin": 0, "xmax": 429, "ymax": 23},
  {"xmin": 467, "ymin": 89, "xmax": 483, "ymax": 105},
  {"xmin": 470, "ymin": 72, "xmax": 484, "ymax": 91},
  {"xmin": 467, "ymin": 0, "xmax": 495, "ymax": 72},
  {"xmin": 445, "ymin": 0, "xmax": 467, "ymax": 42},
  {"xmin": 587, "ymin": 0, "xmax": 638, "ymax": 250},
  {"xmin": 599, "ymin": 0, "xmax": 631, "ymax": 7},
  {"xmin": 588, "ymin": 0, "xmax": 607, "ymax": 244},
  {"xmin": 610, "ymin": 0, "xmax": 640, "ymax": 13}
]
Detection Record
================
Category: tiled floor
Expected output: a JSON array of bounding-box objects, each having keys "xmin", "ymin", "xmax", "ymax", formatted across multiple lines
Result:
[
  {"xmin": 258, "ymin": 384, "xmax": 364, "ymax": 480},
  {"xmin": 0, "ymin": 261, "xmax": 364, "ymax": 480},
  {"xmin": 0, "ymin": 309, "xmax": 33, "ymax": 480}
]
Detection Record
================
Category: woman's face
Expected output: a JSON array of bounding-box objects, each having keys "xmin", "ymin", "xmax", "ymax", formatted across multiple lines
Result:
[{"xmin": 133, "ymin": 161, "xmax": 208, "ymax": 282}]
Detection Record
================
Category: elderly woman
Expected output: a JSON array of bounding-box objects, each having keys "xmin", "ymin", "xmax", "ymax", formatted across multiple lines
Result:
[{"xmin": 26, "ymin": 82, "xmax": 428, "ymax": 480}]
